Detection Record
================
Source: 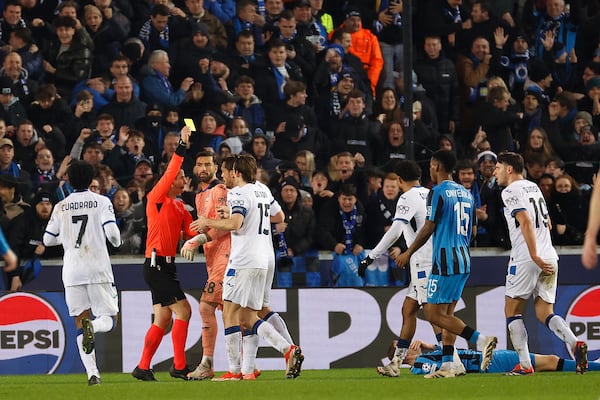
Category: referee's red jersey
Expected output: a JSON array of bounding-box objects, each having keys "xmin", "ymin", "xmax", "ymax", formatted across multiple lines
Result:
[{"xmin": 145, "ymin": 151, "xmax": 196, "ymax": 258}]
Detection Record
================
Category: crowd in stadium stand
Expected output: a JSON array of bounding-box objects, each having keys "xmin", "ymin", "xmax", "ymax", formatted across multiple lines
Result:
[{"xmin": 1, "ymin": 0, "xmax": 599, "ymax": 290}]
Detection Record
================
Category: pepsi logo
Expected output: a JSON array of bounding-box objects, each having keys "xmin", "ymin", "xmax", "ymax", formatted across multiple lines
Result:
[
  {"xmin": 565, "ymin": 286, "xmax": 600, "ymax": 358},
  {"xmin": 0, "ymin": 293, "xmax": 66, "ymax": 374}
]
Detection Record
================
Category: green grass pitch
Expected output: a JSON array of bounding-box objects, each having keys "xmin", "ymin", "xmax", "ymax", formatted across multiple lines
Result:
[{"xmin": 0, "ymin": 369, "xmax": 598, "ymax": 400}]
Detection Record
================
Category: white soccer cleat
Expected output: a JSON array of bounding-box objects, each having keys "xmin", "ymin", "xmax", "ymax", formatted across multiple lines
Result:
[
  {"xmin": 187, "ymin": 359, "xmax": 214, "ymax": 380},
  {"xmin": 453, "ymin": 362, "xmax": 467, "ymax": 376},
  {"xmin": 424, "ymin": 368, "xmax": 456, "ymax": 379},
  {"xmin": 480, "ymin": 336, "xmax": 498, "ymax": 371},
  {"xmin": 376, "ymin": 359, "xmax": 400, "ymax": 377}
]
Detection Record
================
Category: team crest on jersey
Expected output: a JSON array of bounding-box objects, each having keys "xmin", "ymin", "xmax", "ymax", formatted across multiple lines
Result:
[
  {"xmin": 397, "ymin": 205, "xmax": 410, "ymax": 214},
  {"xmin": 505, "ymin": 196, "xmax": 519, "ymax": 207}
]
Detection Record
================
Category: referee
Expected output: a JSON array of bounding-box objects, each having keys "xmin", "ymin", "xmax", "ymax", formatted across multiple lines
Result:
[{"xmin": 132, "ymin": 126, "xmax": 197, "ymax": 381}]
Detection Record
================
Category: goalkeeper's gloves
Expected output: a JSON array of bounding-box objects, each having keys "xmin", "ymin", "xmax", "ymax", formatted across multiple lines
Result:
[
  {"xmin": 358, "ymin": 256, "xmax": 374, "ymax": 277},
  {"xmin": 180, "ymin": 234, "xmax": 208, "ymax": 261}
]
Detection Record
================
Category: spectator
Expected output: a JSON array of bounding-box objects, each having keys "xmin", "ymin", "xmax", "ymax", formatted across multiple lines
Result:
[
  {"xmin": 233, "ymin": 75, "xmax": 265, "ymax": 135},
  {"xmin": 524, "ymin": 152, "xmax": 547, "ymax": 184},
  {"xmin": 373, "ymin": 87, "xmax": 403, "ymax": 133},
  {"xmin": 169, "ymin": 21, "xmax": 215, "ymax": 85},
  {"xmin": 253, "ymin": 38, "xmax": 304, "ymax": 116},
  {"xmin": 112, "ymin": 188, "xmax": 144, "ymax": 254},
  {"xmin": 203, "ymin": 0, "xmax": 235, "ymax": 25},
  {"xmin": 138, "ymin": 4, "xmax": 174, "ymax": 52},
  {"xmin": 499, "ymin": 32, "xmax": 531, "ymax": 102},
  {"xmin": 331, "ymin": 89, "xmax": 383, "ymax": 168},
  {"xmin": 1, "ymin": 50, "xmax": 39, "ymax": 105},
  {"xmin": 176, "ymin": 0, "xmax": 228, "ymax": 50},
  {"xmin": 521, "ymin": 127, "xmax": 555, "ymax": 161},
  {"xmin": 475, "ymin": 85, "xmax": 522, "ymax": 153},
  {"xmin": 316, "ymin": 183, "xmax": 366, "ymax": 286},
  {"xmin": 0, "ymin": 75, "xmax": 27, "ymax": 128},
  {"xmin": 30, "ymin": 146, "xmax": 60, "ymax": 194},
  {"xmin": 270, "ymin": 80, "xmax": 321, "ymax": 162},
  {"xmin": 104, "ymin": 128, "xmax": 149, "ymax": 186},
  {"xmin": 99, "ymin": 76, "xmax": 147, "ymax": 129},
  {"xmin": 340, "ymin": 6, "xmax": 383, "ymax": 96},
  {"xmin": 549, "ymin": 174, "xmax": 588, "ymax": 245},
  {"xmin": 276, "ymin": 10, "xmax": 317, "ymax": 81},
  {"xmin": 140, "ymin": 50, "xmax": 193, "ymax": 109},
  {"xmin": 327, "ymin": 151, "xmax": 369, "ymax": 207},
  {"xmin": 294, "ymin": 0, "xmax": 328, "ymax": 51},
  {"xmin": 475, "ymin": 150, "xmax": 508, "ymax": 247},
  {"xmin": 365, "ymin": 172, "xmax": 401, "ymax": 250},
  {"xmin": 42, "ymin": 16, "xmax": 93, "ymax": 99},
  {"xmin": 0, "ymin": 173, "xmax": 34, "ymax": 291},
  {"xmin": 275, "ymin": 176, "xmax": 316, "ymax": 259},
  {"xmin": 294, "ymin": 149, "xmax": 316, "ymax": 191},
  {"xmin": 26, "ymin": 83, "xmax": 71, "ymax": 157},
  {"xmin": 0, "ymin": 136, "xmax": 31, "ymax": 195},
  {"xmin": 83, "ymin": 4, "xmax": 127, "ymax": 76},
  {"xmin": 225, "ymin": 0, "xmax": 265, "ymax": 49},
  {"xmin": 243, "ymin": 132, "xmax": 281, "ymax": 174},
  {"xmin": 414, "ymin": 34, "xmax": 459, "ymax": 135},
  {"xmin": 544, "ymin": 156, "xmax": 565, "ymax": 179},
  {"xmin": 29, "ymin": 190, "xmax": 62, "ymax": 260},
  {"xmin": 375, "ymin": 121, "xmax": 408, "ymax": 167},
  {"xmin": 0, "ymin": 1, "xmax": 30, "ymax": 47},
  {"xmin": 371, "ymin": 0, "xmax": 404, "ymax": 90},
  {"xmin": 229, "ymin": 30, "xmax": 263, "ymax": 78},
  {"xmin": 226, "ymin": 116, "xmax": 252, "ymax": 146},
  {"xmin": 456, "ymin": 36, "xmax": 502, "ymax": 134}
]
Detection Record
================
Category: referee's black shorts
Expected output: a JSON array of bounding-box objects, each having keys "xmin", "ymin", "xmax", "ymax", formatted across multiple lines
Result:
[{"xmin": 143, "ymin": 256, "xmax": 186, "ymax": 306}]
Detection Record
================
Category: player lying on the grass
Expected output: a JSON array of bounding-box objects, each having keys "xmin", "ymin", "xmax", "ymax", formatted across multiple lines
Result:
[{"xmin": 395, "ymin": 340, "xmax": 598, "ymax": 375}]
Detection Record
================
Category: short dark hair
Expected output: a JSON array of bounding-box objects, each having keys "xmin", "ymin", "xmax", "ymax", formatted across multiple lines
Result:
[
  {"xmin": 395, "ymin": 160, "xmax": 421, "ymax": 181},
  {"xmin": 68, "ymin": 159, "xmax": 95, "ymax": 190},
  {"xmin": 455, "ymin": 159, "xmax": 476, "ymax": 174},
  {"xmin": 283, "ymin": 80, "xmax": 306, "ymax": 100},
  {"xmin": 232, "ymin": 154, "xmax": 257, "ymax": 183},
  {"xmin": 338, "ymin": 183, "xmax": 357, "ymax": 197},
  {"xmin": 53, "ymin": 16, "xmax": 77, "ymax": 29},
  {"xmin": 151, "ymin": 4, "xmax": 170, "ymax": 17},
  {"xmin": 432, "ymin": 150, "xmax": 457, "ymax": 173},
  {"xmin": 195, "ymin": 150, "xmax": 217, "ymax": 164},
  {"xmin": 235, "ymin": 75, "xmax": 255, "ymax": 87},
  {"xmin": 498, "ymin": 151, "xmax": 524, "ymax": 174}
]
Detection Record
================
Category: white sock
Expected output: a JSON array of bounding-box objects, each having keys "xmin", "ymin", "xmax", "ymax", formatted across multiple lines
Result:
[
  {"xmin": 441, "ymin": 361, "xmax": 453, "ymax": 370},
  {"xmin": 393, "ymin": 347, "xmax": 408, "ymax": 364},
  {"xmin": 224, "ymin": 329, "xmax": 241, "ymax": 374},
  {"xmin": 200, "ymin": 355, "xmax": 213, "ymax": 366},
  {"xmin": 241, "ymin": 333, "xmax": 259, "ymax": 375},
  {"xmin": 476, "ymin": 334, "xmax": 487, "ymax": 349},
  {"xmin": 256, "ymin": 319, "xmax": 290, "ymax": 354},
  {"xmin": 76, "ymin": 334, "xmax": 99, "ymax": 379},
  {"xmin": 265, "ymin": 312, "xmax": 293, "ymax": 345},
  {"xmin": 92, "ymin": 315, "xmax": 113, "ymax": 333},
  {"xmin": 547, "ymin": 314, "xmax": 578, "ymax": 350},
  {"xmin": 508, "ymin": 317, "xmax": 532, "ymax": 369},
  {"xmin": 453, "ymin": 347, "xmax": 464, "ymax": 369}
]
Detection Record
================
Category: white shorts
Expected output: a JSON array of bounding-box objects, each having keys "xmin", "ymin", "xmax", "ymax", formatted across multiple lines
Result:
[
  {"xmin": 407, "ymin": 261, "xmax": 431, "ymax": 305},
  {"xmin": 505, "ymin": 259, "xmax": 558, "ymax": 303},
  {"xmin": 223, "ymin": 268, "xmax": 267, "ymax": 310},
  {"xmin": 263, "ymin": 260, "xmax": 275, "ymax": 308},
  {"xmin": 65, "ymin": 283, "xmax": 119, "ymax": 317}
]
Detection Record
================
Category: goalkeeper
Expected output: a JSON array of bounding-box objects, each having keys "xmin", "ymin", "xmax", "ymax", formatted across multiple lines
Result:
[
  {"xmin": 358, "ymin": 161, "xmax": 454, "ymax": 377},
  {"xmin": 180, "ymin": 151, "xmax": 230, "ymax": 380}
]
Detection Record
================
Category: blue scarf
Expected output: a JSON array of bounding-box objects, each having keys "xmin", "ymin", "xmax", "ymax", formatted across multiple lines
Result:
[
  {"xmin": 340, "ymin": 206, "xmax": 357, "ymax": 253},
  {"xmin": 272, "ymin": 65, "xmax": 287, "ymax": 100}
]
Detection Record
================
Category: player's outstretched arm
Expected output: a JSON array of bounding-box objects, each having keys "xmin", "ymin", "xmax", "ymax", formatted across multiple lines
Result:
[{"xmin": 582, "ymin": 181, "xmax": 600, "ymax": 269}]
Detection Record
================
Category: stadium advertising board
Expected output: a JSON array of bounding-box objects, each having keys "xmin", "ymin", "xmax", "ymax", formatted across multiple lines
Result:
[{"xmin": 1, "ymin": 285, "xmax": 597, "ymax": 374}]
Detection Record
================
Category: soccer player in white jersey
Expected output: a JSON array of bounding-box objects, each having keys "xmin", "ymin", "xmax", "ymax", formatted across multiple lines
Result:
[
  {"xmin": 358, "ymin": 160, "xmax": 452, "ymax": 377},
  {"xmin": 43, "ymin": 160, "xmax": 122, "ymax": 385},
  {"xmin": 191, "ymin": 154, "xmax": 303, "ymax": 380},
  {"xmin": 494, "ymin": 152, "xmax": 588, "ymax": 375}
]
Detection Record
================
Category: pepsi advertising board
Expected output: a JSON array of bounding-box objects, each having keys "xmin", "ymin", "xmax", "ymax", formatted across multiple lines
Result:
[{"xmin": 1, "ymin": 285, "xmax": 599, "ymax": 374}]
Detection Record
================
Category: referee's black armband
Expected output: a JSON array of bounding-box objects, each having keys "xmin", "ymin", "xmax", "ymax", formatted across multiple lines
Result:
[{"xmin": 175, "ymin": 141, "xmax": 187, "ymax": 157}]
